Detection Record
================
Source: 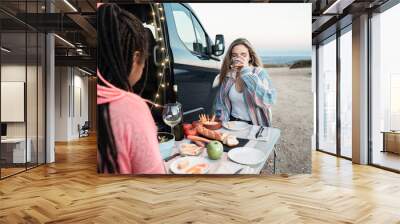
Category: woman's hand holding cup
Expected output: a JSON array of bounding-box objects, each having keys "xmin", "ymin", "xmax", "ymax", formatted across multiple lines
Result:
[{"xmin": 230, "ymin": 55, "xmax": 247, "ymax": 71}]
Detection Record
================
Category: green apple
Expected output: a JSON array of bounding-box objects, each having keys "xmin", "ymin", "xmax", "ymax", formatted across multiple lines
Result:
[{"xmin": 207, "ymin": 141, "xmax": 223, "ymax": 160}]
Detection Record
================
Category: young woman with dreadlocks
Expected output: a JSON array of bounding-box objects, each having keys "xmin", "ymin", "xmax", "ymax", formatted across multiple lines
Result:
[{"xmin": 97, "ymin": 3, "xmax": 165, "ymax": 174}]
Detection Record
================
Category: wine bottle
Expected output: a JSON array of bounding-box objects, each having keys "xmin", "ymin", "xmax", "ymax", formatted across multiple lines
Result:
[{"xmin": 173, "ymin": 121, "xmax": 184, "ymax": 141}]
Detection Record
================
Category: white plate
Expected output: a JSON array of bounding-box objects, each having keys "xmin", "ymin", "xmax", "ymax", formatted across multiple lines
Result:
[
  {"xmin": 228, "ymin": 147, "xmax": 266, "ymax": 165},
  {"xmin": 170, "ymin": 156, "xmax": 209, "ymax": 174},
  {"xmin": 223, "ymin": 121, "xmax": 250, "ymax": 131}
]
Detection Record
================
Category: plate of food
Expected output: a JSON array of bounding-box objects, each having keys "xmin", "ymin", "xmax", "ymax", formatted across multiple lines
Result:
[
  {"xmin": 170, "ymin": 157, "xmax": 209, "ymax": 174},
  {"xmin": 227, "ymin": 147, "xmax": 266, "ymax": 165},
  {"xmin": 179, "ymin": 143, "xmax": 204, "ymax": 156},
  {"xmin": 199, "ymin": 114, "xmax": 222, "ymax": 130},
  {"xmin": 222, "ymin": 121, "xmax": 250, "ymax": 131}
]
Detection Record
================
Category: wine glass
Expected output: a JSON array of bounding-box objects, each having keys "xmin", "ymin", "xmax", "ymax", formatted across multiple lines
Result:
[{"xmin": 162, "ymin": 102, "xmax": 182, "ymax": 135}]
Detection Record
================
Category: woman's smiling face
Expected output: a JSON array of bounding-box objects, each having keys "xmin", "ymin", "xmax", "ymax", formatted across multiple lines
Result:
[{"xmin": 231, "ymin": 44, "xmax": 250, "ymax": 66}]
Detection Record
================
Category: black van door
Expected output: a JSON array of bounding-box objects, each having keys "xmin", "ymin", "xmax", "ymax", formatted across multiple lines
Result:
[{"xmin": 164, "ymin": 3, "xmax": 221, "ymax": 118}]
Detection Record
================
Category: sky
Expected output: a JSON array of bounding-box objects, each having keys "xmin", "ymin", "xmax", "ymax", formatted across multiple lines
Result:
[{"xmin": 189, "ymin": 3, "xmax": 312, "ymax": 57}]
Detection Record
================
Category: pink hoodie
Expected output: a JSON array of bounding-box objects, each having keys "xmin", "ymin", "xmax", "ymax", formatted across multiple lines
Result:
[{"xmin": 97, "ymin": 70, "xmax": 165, "ymax": 174}]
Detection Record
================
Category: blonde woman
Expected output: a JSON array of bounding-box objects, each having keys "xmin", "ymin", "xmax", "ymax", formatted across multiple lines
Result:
[{"xmin": 214, "ymin": 38, "xmax": 276, "ymax": 127}]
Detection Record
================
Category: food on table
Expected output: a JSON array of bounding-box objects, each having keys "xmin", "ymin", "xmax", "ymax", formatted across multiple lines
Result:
[
  {"xmin": 199, "ymin": 114, "xmax": 222, "ymax": 130},
  {"xmin": 184, "ymin": 128, "xmax": 197, "ymax": 137},
  {"xmin": 183, "ymin": 123, "xmax": 193, "ymax": 131},
  {"xmin": 183, "ymin": 123, "xmax": 199, "ymax": 137},
  {"xmin": 192, "ymin": 120, "xmax": 202, "ymax": 128},
  {"xmin": 192, "ymin": 140, "xmax": 205, "ymax": 148},
  {"xmin": 187, "ymin": 135, "xmax": 211, "ymax": 143},
  {"xmin": 177, "ymin": 159, "xmax": 189, "ymax": 170},
  {"xmin": 157, "ymin": 135, "xmax": 169, "ymax": 143},
  {"xmin": 196, "ymin": 126, "xmax": 223, "ymax": 141},
  {"xmin": 207, "ymin": 140, "xmax": 224, "ymax": 160},
  {"xmin": 196, "ymin": 126, "xmax": 239, "ymax": 147},
  {"xmin": 180, "ymin": 143, "xmax": 203, "ymax": 156},
  {"xmin": 186, "ymin": 163, "xmax": 208, "ymax": 174},
  {"xmin": 223, "ymin": 134, "xmax": 239, "ymax": 147},
  {"xmin": 225, "ymin": 121, "xmax": 234, "ymax": 129}
]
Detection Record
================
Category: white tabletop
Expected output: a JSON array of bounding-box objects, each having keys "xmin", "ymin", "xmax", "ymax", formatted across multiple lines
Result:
[{"xmin": 165, "ymin": 125, "xmax": 281, "ymax": 174}]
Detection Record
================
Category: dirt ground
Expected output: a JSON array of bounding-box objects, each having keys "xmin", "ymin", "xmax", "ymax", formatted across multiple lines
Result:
[{"xmin": 262, "ymin": 67, "xmax": 313, "ymax": 174}]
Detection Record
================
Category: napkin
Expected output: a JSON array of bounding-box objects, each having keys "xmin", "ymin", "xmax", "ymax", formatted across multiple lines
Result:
[{"xmin": 246, "ymin": 126, "xmax": 270, "ymax": 141}]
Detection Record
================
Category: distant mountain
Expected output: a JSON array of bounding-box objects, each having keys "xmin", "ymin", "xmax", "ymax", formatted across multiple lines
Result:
[{"xmin": 261, "ymin": 56, "xmax": 311, "ymax": 65}]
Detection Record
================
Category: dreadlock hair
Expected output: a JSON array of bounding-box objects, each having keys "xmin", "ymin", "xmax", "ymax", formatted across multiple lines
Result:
[{"xmin": 97, "ymin": 3, "xmax": 148, "ymax": 173}]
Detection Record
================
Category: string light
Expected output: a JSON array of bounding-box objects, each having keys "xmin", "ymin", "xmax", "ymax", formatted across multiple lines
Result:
[{"xmin": 146, "ymin": 3, "xmax": 171, "ymax": 110}]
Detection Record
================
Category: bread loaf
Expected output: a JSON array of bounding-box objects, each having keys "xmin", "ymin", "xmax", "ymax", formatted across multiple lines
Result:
[{"xmin": 196, "ymin": 126, "xmax": 223, "ymax": 141}]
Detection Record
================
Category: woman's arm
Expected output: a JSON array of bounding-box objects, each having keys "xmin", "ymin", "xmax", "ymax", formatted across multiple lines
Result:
[{"xmin": 240, "ymin": 67, "xmax": 277, "ymax": 106}]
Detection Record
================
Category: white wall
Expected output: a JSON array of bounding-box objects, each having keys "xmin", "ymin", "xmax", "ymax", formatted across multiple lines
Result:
[
  {"xmin": 1, "ymin": 65, "xmax": 36, "ymax": 137},
  {"xmin": 1, "ymin": 63, "xmax": 46, "ymax": 164},
  {"xmin": 54, "ymin": 67, "xmax": 89, "ymax": 141}
]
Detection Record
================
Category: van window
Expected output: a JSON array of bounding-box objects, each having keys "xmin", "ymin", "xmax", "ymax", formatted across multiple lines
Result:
[
  {"xmin": 171, "ymin": 4, "xmax": 197, "ymax": 52},
  {"xmin": 171, "ymin": 4, "xmax": 209, "ymax": 56},
  {"xmin": 192, "ymin": 15, "xmax": 208, "ymax": 55}
]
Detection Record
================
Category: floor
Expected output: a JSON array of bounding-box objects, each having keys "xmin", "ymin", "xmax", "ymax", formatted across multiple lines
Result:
[
  {"xmin": 1, "ymin": 163, "xmax": 43, "ymax": 178},
  {"xmin": 0, "ymin": 135, "xmax": 399, "ymax": 223},
  {"xmin": 373, "ymin": 150, "xmax": 400, "ymax": 171}
]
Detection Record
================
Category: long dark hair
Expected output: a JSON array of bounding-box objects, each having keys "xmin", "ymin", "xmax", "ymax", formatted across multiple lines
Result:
[
  {"xmin": 97, "ymin": 3, "xmax": 148, "ymax": 173},
  {"xmin": 219, "ymin": 38, "xmax": 263, "ymax": 84}
]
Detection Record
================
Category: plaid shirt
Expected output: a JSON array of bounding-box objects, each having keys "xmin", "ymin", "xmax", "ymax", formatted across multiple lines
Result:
[{"xmin": 214, "ymin": 66, "xmax": 276, "ymax": 127}]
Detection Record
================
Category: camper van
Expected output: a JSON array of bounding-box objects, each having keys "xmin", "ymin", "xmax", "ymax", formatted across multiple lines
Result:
[{"xmin": 119, "ymin": 2, "xmax": 225, "ymax": 125}]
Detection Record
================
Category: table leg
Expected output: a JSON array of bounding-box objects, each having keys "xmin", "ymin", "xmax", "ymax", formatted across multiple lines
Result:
[
  {"xmin": 273, "ymin": 149, "xmax": 276, "ymax": 174},
  {"xmin": 272, "ymin": 138, "xmax": 281, "ymax": 174}
]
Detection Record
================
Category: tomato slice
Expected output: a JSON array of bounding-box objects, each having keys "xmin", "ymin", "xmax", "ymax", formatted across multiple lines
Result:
[
  {"xmin": 183, "ymin": 123, "xmax": 193, "ymax": 131},
  {"xmin": 185, "ymin": 128, "xmax": 197, "ymax": 137}
]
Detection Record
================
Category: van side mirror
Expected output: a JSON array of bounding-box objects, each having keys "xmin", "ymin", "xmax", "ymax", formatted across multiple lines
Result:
[{"xmin": 212, "ymin": 34, "xmax": 225, "ymax": 56}]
